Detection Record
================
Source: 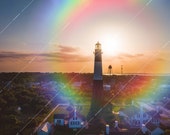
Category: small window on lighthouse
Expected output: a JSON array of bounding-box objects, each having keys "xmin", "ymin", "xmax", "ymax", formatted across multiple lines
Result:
[{"xmin": 95, "ymin": 42, "xmax": 101, "ymax": 50}]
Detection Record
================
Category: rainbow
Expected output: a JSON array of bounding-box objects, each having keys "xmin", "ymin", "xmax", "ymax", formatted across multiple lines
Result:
[
  {"xmin": 38, "ymin": 0, "xmax": 170, "ymax": 114},
  {"xmin": 45, "ymin": 0, "xmax": 151, "ymax": 37}
]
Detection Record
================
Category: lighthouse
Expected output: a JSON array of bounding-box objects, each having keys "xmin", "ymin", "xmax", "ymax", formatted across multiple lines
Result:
[{"xmin": 88, "ymin": 42, "xmax": 104, "ymax": 119}]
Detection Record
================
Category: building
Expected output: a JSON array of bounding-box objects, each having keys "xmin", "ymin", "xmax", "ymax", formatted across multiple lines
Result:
[
  {"xmin": 88, "ymin": 42, "xmax": 104, "ymax": 119},
  {"xmin": 68, "ymin": 107, "xmax": 86, "ymax": 129},
  {"xmin": 37, "ymin": 122, "xmax": 52, "ymax": 135},
  {"xmin": 103, "ymin": 84, "xmax": 111, "ymax": 91},
  {"xmin": 129, "ymin": 105, "xmax": 151, "ymax": 128},
  {"xmin": 118, "ymin": 103, "xmax": 164, "ymax": 134},
  {"xmin": 119, "ymin": 104, "xmax": 161, "ymax": 128},
  {"xmin": 72, "ymin": 81, "xmax": 82, "ymax": 88},
  {"xmin": 52, "ymin": 105, "xmax": 86, "ymax": 129},
  {"xmin": 53, "ymin": 114, "xmax": 66, "ymax": 126},
  {"xmin": 150, "ymin": 127, "xmax": 164, "ymax": 135},
  {"xmin": 139, "ymin": 123, "xmax": 164, "ymax": 135}
]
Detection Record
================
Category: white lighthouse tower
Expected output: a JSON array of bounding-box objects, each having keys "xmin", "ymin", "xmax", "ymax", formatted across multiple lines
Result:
[
  {"xmin": 93, "ymin": 42, "xmax": 103, "ymax": 81},
  {"xmin": 88, "ymin": 42, "xmax": 104, "ymax": 119}
]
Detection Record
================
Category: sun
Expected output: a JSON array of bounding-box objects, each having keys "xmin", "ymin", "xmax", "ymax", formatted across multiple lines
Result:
[{"xmin": 100, "ymin": 33, "xmax": 123, "ymax": 56}]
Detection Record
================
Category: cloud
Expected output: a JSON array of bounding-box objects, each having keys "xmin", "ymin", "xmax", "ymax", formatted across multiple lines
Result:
[
  {"xmin": 103, "ymin": 53, "xmax": 145, "ymax": 63},
  {"xmin": 155, "ymin": 57, "xmax": 166, "ymax": 62},
  {"xmin": 0, "ymin": 51, "xmax": 35, "ymax": 59},
  {"xmin": 0, "ymin": 45, "xmax": 91, "ymax": 63},
  {"xmin": 58, "ymin": 45, "xmax": 79, "ymax": 53},
  {"xmin": 120, "ymin": 53, "xmax": 144, "ymax": 58},
  {"xmin": 111, "ymin": 53, "xmax": 144, "ymax": 61},
  {"xmin": 40, "ymin": 45, "xmax": 91, "ymax": 62}
]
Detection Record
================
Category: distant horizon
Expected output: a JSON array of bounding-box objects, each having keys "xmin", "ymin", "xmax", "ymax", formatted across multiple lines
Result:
[{"xmin": 1, "ymin": 71, "xmax": 170, "ymax": 76}]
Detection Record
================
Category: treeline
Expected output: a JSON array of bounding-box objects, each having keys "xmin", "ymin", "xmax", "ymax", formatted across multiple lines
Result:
[
  {"xmin": 0, "ymin": 72, "xmax": 93, "ymax": 84},
  {"xmin": 0, "ymin": 72, "xmax": 94, "ymax": 135},
  {"xmin": 0, "ymin": 73, "xmax": 51, "ymax": 135}
]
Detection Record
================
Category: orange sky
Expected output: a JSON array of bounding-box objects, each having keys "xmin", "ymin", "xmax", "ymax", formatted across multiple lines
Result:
[
  {"xmin": 0, "ymin": 0, "xmax": 170, "ymax": 73},
  {"xmin": 0, "ymin": 46, "xmax": 169, "ymax": 74}
]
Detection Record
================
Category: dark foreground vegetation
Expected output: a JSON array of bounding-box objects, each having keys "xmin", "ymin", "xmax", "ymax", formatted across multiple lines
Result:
[
  {"xmin": 0, "ymin": 72, "xmax": 93, "ymax": 135},
  {"xmin": 0, "ymin": 72, "xmax": 170, "ymax": 134}
]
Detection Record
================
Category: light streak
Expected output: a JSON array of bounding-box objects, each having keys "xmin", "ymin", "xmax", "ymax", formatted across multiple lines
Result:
[
  {"xmin": 2, "ymin": 0, "xmax": 168, "ymax": 134},
  {"xmin": 75, "ymin": 0, "xmax": 158, "ymax": 134},
  {"xmin": 0, "ymin": 0, "xmax": 35, "ymax": 35}
]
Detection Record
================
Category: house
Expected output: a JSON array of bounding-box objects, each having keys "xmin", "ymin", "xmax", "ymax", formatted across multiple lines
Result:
[
  {"xmin": 139, "ymin": 123, "xmax": 164, "ymax": 135},
  {"xmin": 53, "ymin": 114, "xmax": 66, "ymax": 126},
  {"xmin": 103, "ymin": 84, "xmax": 111, "ymax": 91},
  {"xmin": 53, "ymin": 105, "xmax": 86, "ymax": 129},
  {"xmin": 28, "ymin": 82, "xmax": 40, "ymax": 88},
  {"xmin": 72, "ymin": 81, "xmax": 82, "ymax": 88},
  {"xmin": 140, "ymin": 124, "xmax": 150, "ymax": 134},
  {"xmin": 119, "ymin": 105, "xmax": 152, "ymax": 128},
  {"xmin": 151, "ymin": 127, "xmax": 164, "ymax": 135},
  {"xmin": 68, "ymin": 107, "xmax": 86, "ymax": 129},
  {"xmin": 53, "ymin": 105, "xmax": 71, "ymax": 127},
  {"xmin": 118, "ymin": 102, "xmax": 165, "ymax": 134},
  {"xmin": 54, "ymin": 105, "xmax": 71, "ymax": 116},
  {"xmin": 37, "ymin": 122, "xmax": 51, "ymax": 135},
  {"xmin": 106, "ymin": 121, "xmax": 129, "ymax": 135},
  {"xmin": 147, "ymin": 111, "xmax": 161, "ymax": 126}
]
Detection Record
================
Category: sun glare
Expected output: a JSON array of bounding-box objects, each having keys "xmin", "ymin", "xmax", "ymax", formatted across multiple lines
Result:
[{"xmin": 100, "ymin": 33, "xmax": 123, "ymax": 56}]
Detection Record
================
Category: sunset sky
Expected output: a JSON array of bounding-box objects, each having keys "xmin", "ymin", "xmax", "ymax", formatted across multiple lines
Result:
[{"xmin": 0, "ymin": 0, "xmax": 170, "ymax": 74}]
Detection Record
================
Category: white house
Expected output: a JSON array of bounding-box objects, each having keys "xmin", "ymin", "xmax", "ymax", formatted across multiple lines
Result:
[
  {"xmin": 119, "ymin": 103, "xmax": 164, "ymax": 134},
  {"xmin": 148, "ymin": 111, "xmax": 160, "ymax": 126},
  {"xmin": 53, "ymin": 114, "xmax": 66, "ymax": 126},
  {"xmin": 103, "ymin": 84, "xmax": 111, "ymax": 91},
  {"xmin": 68, "ymin": 107, "xmax": 86, "ymax": 129},
  {"xmin": 120, "ymin": 105, "xmax": 152, "ymax": 128},
  {"xmin": 141, "ymin": 124, "xmax": 149, "ymax": 134}
]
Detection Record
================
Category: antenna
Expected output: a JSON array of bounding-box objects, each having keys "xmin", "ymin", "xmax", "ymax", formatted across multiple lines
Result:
[{"xmin": 121, "ymin": 65, "xmax": 123, "ymax": 75}]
